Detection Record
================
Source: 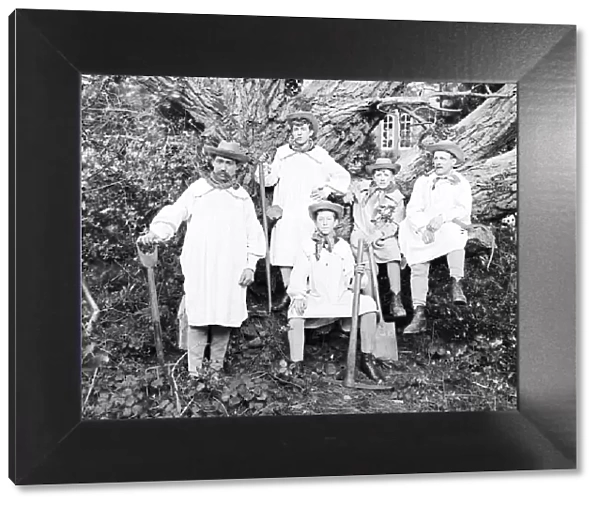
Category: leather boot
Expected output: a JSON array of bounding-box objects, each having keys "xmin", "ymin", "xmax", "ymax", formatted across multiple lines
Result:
[
  {"xmin": 359, "ymin": 353, "xmax": 383, "ymax": 383},
  {"xmin": 273, "ymin": 294, "xmax": 291, "ymax": 312},
  {"xmin": 403, "ymin": 306, "xmax": 427, "ymax": 334},
  {"xmin": 390, "ymin": 293, "xmax": 407, "ymax": 318},
  {"xmin": 451, "ymin": 278, "xmax": 467, "ymax": 305}
]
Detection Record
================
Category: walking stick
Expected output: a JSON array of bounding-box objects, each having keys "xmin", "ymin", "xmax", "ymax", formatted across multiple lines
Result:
[{"xmin": 258, "ymin": 162, "xmax": 272, "ymax": 313}]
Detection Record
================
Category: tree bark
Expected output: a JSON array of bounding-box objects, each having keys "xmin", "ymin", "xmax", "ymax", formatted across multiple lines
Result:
[
  {"xmin": 140, "ymin": 77, "xmax": 517, "ymax": 221},
  {"xmin": 395, "ymin": 84, "xmax": 517, "ymax": 221}
]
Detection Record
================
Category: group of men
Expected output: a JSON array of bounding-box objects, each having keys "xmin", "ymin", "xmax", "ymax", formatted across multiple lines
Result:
[{"xmin": 138, "ymin": 111, "xmax": 473, "ymax": 381}]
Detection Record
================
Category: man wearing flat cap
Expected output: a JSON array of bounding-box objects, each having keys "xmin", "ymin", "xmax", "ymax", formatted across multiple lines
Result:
[
  {"xmin": 398, "ymin": 140, "xmax": 472, "ymax": 334},
  {"xmin": 256, "ymin": 111, "xmax": 351, "ymax": 312},
  {"xmin": 139, "ymin": 141, "xmax": 266, "ymax": 375},
  {"xmin": 285, "ymin": 201, "xmax": 383, "ymax": 382}
]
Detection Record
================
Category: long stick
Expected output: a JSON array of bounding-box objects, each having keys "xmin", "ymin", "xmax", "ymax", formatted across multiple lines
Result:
[
  {"xmin": 147, "ymin": 267, "xmax": 167, "ymax": 371},
  {"xmin": 146, "ymin": 264, "xmax": 179, "ymax": 411},
  {"xmin": 367, "ymin": 246, "xmax": 384, "ymax": 323},
  {"xmin": 257, "ymin": 163, "xmax": 272, "ymax": 313},
  {"xmin": 343, "ymin": 239, "xmax": 365, "ymax": 388}
]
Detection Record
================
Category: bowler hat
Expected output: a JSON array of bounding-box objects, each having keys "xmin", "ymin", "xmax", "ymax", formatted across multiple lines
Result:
[
  {"xmin": 365, "ymin": 157, "xmax": 401, "ymax": 175},
  {"xmin": 424, "ymin": 140, "xmax": 465, "ymax": 164},
  {"xmin": 286, "ymin": 111, "xmax": 319, "ymax": 135},
  {"xmin": 204, "ymin": 140, "xmax": 250, "ymax": 163},
  {"xmin": 308, "ymin": 201, "xmax": 344, "ymax": 221}
]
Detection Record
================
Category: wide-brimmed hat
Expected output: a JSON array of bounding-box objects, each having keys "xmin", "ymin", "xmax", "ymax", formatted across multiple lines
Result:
[
  {"xmin": 424, "ymin": 140, "xmax": 465, "ymax": 164},
  {"xmin": 308, "ymin": 201, "xmax": 344, "ymax": 221},
  {"xmin": 365, "ymin": 157, "xmax": 401, "ymax": 175},
  {"xmin": 204, "ymin": 140, "xmax": 250, "ymax": 163},
  {"xmin": 286, "ymin": 111, "xmax": 319, "ymax": 135}
]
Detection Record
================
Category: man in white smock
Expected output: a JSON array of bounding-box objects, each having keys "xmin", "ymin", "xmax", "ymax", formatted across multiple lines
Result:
[
  {"xmin": 256, "ymin": 111, "xmax": 351, "ymax": 312},
  {"xmin": 399, "ymin": 140, "xmax": 472, "ymax": 334},
  {"xmin": 286, "ymin": 201, "xmax": 384, "ymax": 382},
  {"xmin": 138, "ymin": 141, "xmax": 266, "ymax": 375}
]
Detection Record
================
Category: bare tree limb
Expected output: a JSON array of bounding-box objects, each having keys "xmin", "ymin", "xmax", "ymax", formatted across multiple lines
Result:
[
  {"xmin": 398, "ymin": 106, "xmax": 435, "ymax": 127},
  {"xmin": 83, "ymin": 367, "xmax": 100, "ymax": 409},
  {"xmin": 170, "ymin": 352, "xmax": 188, "ymax": 415},
  {"xmin": 82, "ymin": 278, "xmax": 101, "ymax": 336}
]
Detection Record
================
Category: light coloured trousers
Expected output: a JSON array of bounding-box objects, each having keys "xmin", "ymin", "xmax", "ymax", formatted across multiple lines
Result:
[
  {"xmin": 187, "ymin": 325, "xmax": 231, "ymax": 373},
  {"xmin": 411, "ymin": 249, "xmax": 465, "ymax": 307},
  {"xmin": 288, "ymin": 313, "xmax": 377, "ymax": 363}
]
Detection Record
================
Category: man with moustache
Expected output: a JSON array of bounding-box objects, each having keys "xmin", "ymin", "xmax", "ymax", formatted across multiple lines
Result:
[
  {"xmin": 398, "ymin": 140, "xmax": 472, "ymax": 334},
  {"xmin": 138, "ymin": 141, "xmax": 266, "ymax": 375}
]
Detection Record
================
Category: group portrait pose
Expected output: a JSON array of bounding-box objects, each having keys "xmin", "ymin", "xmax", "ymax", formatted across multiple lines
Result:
[
  {"xmin": 139, "ymin": 111, "xmax": 473, "ymax": 380},
  {"xmin": 82, "ymin": 76, "xmax": 517, "ymax": 419}
]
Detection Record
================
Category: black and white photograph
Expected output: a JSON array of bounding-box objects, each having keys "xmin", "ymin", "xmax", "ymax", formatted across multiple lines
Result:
[{"xmin": 81, "ymin": 76, "xmax": 518, "ymax": 419}]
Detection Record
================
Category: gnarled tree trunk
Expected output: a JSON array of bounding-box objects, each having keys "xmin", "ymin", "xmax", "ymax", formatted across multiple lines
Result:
[{"xmin": 141, "ymin": 78, "xmax": 517, "ymax": 221}]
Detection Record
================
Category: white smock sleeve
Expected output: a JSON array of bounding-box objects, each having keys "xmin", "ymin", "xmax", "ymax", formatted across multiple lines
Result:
[
  {"xmin": 321, "ymin": 151, "xmax": 351, "ymax": 196},
  {"xmin": 149, "ymin": 184, "xmax": 196, "ymax": 241},
  {"xmin": 254, "ymin": 148, "xmax": 283, "ymax": 187},
  {"xmin": 287, "ymin": 249, "xmax": 310, "ymax": 301},
  {"xmin": 244, "ymin": 197, "xmax": 267, "ymax": 270},
  {"xmin": 405, "ymin": 177, "xmax": 435, "ymax": 232},
  {"xmin": 442, "ymin": 180, "xmax": 473, "ymax": 223}
]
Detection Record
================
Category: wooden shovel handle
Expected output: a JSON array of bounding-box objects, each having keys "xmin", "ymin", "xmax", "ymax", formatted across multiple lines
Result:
[
  {"xmin": 367, "ymin": 245, "xmax": 385, "ymax": 322},
  {"xmin": 343, "ymin": 238, "xmax": 365, "ymax": 388},
  {"xmin": 257, "ymin": 163, "xmax": 272, "ymax": 313}
]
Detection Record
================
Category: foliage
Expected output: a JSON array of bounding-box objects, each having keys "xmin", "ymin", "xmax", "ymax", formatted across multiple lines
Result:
[{"xmin": 81, "ymin": 76, "xmax": 517, "ymax": 419}]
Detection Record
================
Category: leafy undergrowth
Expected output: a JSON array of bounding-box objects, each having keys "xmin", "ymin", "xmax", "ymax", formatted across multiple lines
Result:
[{"xmin": 82, "ymin": 225, "xmax": 517, "ymax": 419}]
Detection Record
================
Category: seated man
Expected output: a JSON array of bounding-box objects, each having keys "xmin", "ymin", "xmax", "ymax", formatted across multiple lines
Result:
[
  {"xmin": 348, "ymin": 157, "xmax": 407, "ymax": 317},
  {"xmin": 398, "ymin": 140, "xmax": 472, "ymax": 334},
  {"xmin": 286, "ymin": 201, "xmax": 383, "ymax": 382}
]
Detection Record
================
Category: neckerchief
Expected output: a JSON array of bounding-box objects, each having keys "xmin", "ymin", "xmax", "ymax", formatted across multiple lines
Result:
[
  {"xmin": 289, "ymin": 138, "xmax": 315, "ymax": 153},
  {"xmin": 312, "ymin": 230, "xmax": 338, "ymax": 261},
  {"xmin": 206, "ymin": 171, "xmax": 240, "ymax": 190},
  {"xmin": 365, "ymin": 180, "xmax": 399, "ymax": 201},
  {"xmin": 431, "ymin": 172, "xmax": 460, "ymax": 190}
]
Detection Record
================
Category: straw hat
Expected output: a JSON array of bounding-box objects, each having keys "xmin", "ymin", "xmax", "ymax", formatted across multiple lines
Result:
[
  {"xmin": 286, "ymin": 111, "xmax": 319, "ymax": 135},
  {"xmin": 365, "ymin": 157, "xmax": 401, "ymax": 175},
  {"xmin": 308, "ymin": 201, "xmax": 344, "ymax": 221},
  {"xmin": 424, "ymin": 140, "xmax": 465, "ymax": 164},
  {"xmin": 204, "ymin": 140, "xmax": 250, "ymax": 163}
]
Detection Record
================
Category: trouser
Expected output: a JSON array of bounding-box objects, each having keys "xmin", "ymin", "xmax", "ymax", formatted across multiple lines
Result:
[
  {"xmin": 365, "ymin": 260, "xmax": 402, "ymax": 297},
  {"xmin": 287, "ymin": 312, "xmax": 377, "ymax": 362},
  {"xmin": 410, "ymin": 249, "xmax": 465, "ymax": 307},
  {"xmin": 187, "ymin": 325, "xmax": 232, "ymax": 374}
]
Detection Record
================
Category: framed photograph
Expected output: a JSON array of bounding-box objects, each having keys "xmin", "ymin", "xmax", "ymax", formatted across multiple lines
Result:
[{"xmin": 9, "ymin": 9, "xmax": 576, "ymax": 485}]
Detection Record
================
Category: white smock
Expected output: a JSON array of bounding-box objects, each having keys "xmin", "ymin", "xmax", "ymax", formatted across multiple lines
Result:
[
  {"xmin": 286, "ymin": 238, "xmax": 376, "ymax": 324},
  {"xmin": 399, "ymin": 171, "xmax": 472, "ymax": 266},
  {"xmin": 149, "ymin": 178, "xmax": 266, "ymax": 328},
  {"xmin": 261, "ymin": 144, "xmax": 350, "ymax": 266}
]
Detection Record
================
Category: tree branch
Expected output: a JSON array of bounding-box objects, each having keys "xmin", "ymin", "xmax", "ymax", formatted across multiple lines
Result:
[{"xmin": 82, "ymin": 278, "xmax": 101, "ymax": 336}]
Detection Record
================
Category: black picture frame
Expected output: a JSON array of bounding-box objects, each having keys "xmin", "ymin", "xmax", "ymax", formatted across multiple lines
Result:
[{"xmin": 9, "ymin": 9, "xmax": 576, "ymax": 485}]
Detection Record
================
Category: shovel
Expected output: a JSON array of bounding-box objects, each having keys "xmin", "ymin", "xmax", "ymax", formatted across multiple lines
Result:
[
  {"xmin": 341, "ymin": 239, "xmax": 393, "ymax": 391},
  {"xmin": 367, "ymin": 245, "xmax": 399, "ymax": 361},
  {"xmin": 136, "ymin": 241, "xmax": 169, "ymax": 376}
]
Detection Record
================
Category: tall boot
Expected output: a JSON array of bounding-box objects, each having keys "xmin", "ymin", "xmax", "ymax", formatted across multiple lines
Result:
[
  {"xmin": 403, "ymin": 306, "xmax": 427, "ymax": 334},
  {"xmin": 390, "ymin": 292, "xmax": 407, "ymax": 318},
  {"xmin": 451, "ymin": 278, "xmax": 467, "ymax": 305},
  {"xmin": 359, "ymin": 352, "xmax": 384, "ymax": 383}
]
